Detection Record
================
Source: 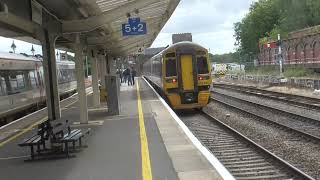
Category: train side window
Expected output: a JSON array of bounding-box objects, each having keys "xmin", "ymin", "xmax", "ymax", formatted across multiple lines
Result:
[
  {"xmin": 152, "ymin": 57, "xmax": 162, "ymax": 77},
  {"xmin": 70, "ymin": 69, "xmax": 76, "ymax": 81},
  {"xmin": 29, "ymin": 71, "xmax": 37, "ymax": 88},
  {"xmin": 0, "ymin": 76, "xmax": 6, "ymax": 96},
  {"xmin": 10, "ymin": 74, "xmax": 18, "ymax": 91},
  {"xmin": 166, "ymin": 59, "xmax": 177, "ymax": 77},
  {"xmin": 144, "ymin": 60, "xmax": 152, "ymax": 76},
  {"xmin": 71, "ymin": 69, "xmax": 76, "ymax": 81},
  {"xmin": 16, "ymin": 74, "xmax": 26, "ymax": 90},
  {"xmin": 17, "ymin": 74, "xmax": 25, "ymax": 89},
  {"xmin": 58, "ymin": 69, "xmax": 75, "ymax": 84},
  {"xmin": 165, "ymin": 52, "xmax": 175, "ymax": 58},
  {"xmin": 60, "ymin": 69, "xmax": 67, "ymax": 84},
  {"xmin": 196, "ymin": 51, "xmax": 206, "ymax": 56},
  {"xmin": 197, "ymin": 56, "xmax": 209, "ymax": 74},
  {"xmin": 8, "ymin": 72, "xmax": 27, "ymax": 93}
]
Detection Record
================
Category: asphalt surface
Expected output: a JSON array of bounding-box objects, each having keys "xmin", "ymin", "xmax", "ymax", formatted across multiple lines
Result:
[{"xmin": 0, "ymin": 79, "xmax": 178, "ymax": 180}]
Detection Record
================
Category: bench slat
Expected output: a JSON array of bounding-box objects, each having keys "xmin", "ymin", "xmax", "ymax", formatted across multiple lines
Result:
[
  {"xmin": 22, "ymin": 135, "xmax": 39, "ymax": 144},
  {"xmin": 63, "ymin": 130, "xmax": 81, "ymax": 141},
  {"xmin": 63, "ymin": 129, "xmax": 80, "ymax": 138},
  {"xmin": 63, "ymin": 129, "xmax": 78, "ymax": 138},
  {"xmin": 19, "ymin": 135, "xmax": 42, "ymax": 146},
  {"xmin": 69, "ymin": 132, "xmax": 83, "ymax": 141}
]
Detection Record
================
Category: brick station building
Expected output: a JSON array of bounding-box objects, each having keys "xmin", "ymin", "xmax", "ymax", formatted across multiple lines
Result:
[{"xmin": 259, "ymin": 26, "xmax": 320, "ymax": 69}]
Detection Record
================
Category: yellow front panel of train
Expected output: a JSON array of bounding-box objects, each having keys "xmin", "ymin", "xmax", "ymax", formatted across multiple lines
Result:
[{"xmin": 181, "ymin": 55, "xmax": 194, "ymax": 91}]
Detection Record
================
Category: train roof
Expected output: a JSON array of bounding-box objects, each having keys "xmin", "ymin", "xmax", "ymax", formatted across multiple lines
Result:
[
  {"xmin": 165, "ymin": 41, "xmax": 207, "ymax": 52},
  {"xmin": 152, "ymin": 41, "xmax": 208, "ymax": 59},
  {"xmin": 0, "ymin": 52, "xmax": 75, "ymax": 65},
  {"xmin": 56, "ymin": 60, "xmax": 75, "ymax": 65},
  {"xmin": 0, "ymin": 52, "xmax": 41, "ymax": 62}
]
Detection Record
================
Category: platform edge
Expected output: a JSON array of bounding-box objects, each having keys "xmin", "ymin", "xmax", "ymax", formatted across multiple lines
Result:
[{"xmin": 142, "ymin": 77, "xmax": 235, "ymax": 180}]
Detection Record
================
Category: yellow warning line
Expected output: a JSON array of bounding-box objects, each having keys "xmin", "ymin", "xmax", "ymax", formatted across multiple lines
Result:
[
  {"xmin": 136, "ymin": 81, "xmax": 153, "ymax": 180},
  {"xmin": 0, "ymin": 116, "xmax": 47, "ymax": 148}
]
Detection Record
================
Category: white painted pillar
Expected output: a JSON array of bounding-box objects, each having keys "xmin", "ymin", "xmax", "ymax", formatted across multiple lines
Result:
[
  {"xmin": 97, "ymin": 55, "xmax": 102, "ymax": 82},
  {"xmin": 41, "ymin": 30, "xmax": 61, "ymax": 121},
  {"xmin": 109, "ymin": 56, "xmax": 116, "ymax": 75},
  {"xmin": 74, "ymin": 37, "xmax": 88, "ymax": 124},
  {"xmin": 99, "ymin": 55, "xmax": 107, "ymax": 88},
  {"xmin": 91, "ymin": 55, "xmax": 100, "ymax": 107}
]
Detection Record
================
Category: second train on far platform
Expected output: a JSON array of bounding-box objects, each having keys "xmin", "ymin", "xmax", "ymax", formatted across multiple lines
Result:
[{"xmin": 143, "ymin": 41, "xmax": 212, "ymax": 110}]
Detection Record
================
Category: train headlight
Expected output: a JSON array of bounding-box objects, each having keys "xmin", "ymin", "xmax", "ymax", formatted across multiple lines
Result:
[
  {"xmin": 166, "ymin": 78, "xmax": 177, "ymax": 83},
  {"xmin": 172, "ymin": 78, "xmax": 177, "ymax": 83},
  {"xmin": 198, "ymin": 75, "xmax": 210, "ymax": 80}
]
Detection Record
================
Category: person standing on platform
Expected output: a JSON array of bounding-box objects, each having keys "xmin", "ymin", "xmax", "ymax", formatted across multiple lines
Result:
[
  {"xmin": 123, "ymin": 68, "xmax": 129, "ymax": 84},
  {"xmin": 127, "ymin": 67, "xmax": 133, "ymax": 86},
  {"xmin": 131, "ymin": 67, "xmax": 136, "ymax": 85},
  {"xmin": 119, "ymin": 69, "xmax": 123, "ymax": 83},
  {"xmin": 116, "ymin": 69, "xmax": 122, "ymax": 83}
]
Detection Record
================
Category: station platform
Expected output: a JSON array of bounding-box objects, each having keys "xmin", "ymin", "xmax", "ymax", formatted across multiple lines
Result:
[{"xmin": 0, "ymin": 78, "xmax": 230, "ymax": 180}]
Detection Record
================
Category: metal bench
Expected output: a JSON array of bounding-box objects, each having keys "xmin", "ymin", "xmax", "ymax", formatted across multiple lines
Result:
[
  {"xmin": 19, "ymin": 120, "xmax": 90, "ymax": 160},
  {"xmin": 59, "ymin": 128, "xmax": 90, "ymax": 157},
  {"xmin": 19, "ymin": 134, "xmax": 44, "ymax": 160},
  {"xmin": 18, "ymin": 122, "xmax": 49, "ymax": 160}
]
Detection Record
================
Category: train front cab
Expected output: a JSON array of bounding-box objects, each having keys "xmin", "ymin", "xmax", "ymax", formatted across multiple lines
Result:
[{"xmin": 163, "ymin": 49, "xmax": 211, "ymax": 109}]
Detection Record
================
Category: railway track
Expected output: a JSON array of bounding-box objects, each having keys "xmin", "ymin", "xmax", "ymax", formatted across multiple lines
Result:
[
  {"xmin": 212, "ymin": 83, "xmax": 320, "ymax": 111},
  {"xmin": 211, "ymin": 91, "xmax": 320, "ymax": 143},
  {"xmin": 180, "ymin": 111, "xmax": 313, "ymax": 179}
]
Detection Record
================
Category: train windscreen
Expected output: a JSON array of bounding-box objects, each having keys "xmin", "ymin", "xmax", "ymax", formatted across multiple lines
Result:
[
  {"xmin": 166, "ymin": 59, "xmax": 177, "ymax": 77},
  {"xmin": 197, "ymin": 57, "xmax": 209, "ymax": 74}
]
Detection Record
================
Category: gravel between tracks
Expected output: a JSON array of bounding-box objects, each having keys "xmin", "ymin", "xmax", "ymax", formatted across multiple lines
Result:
[
  {"xmin": 213, "ymin": 87, "xmax": 320, "ymax": 121},
  {"xmin": 204, "ymin": 103, "xmax": 320, "ymax": 179},
  {"xmin": 213, "ymin": 92, "xmax": 320, "ymax": 138}
]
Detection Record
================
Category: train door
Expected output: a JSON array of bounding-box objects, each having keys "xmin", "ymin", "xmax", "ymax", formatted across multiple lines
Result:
[{"xmin": 180, "ymin": 55, "xmax": 194, "ymax": 91}]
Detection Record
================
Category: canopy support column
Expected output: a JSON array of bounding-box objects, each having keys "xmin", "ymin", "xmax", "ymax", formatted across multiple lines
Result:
[
  {"xmin": 98, "ymin": 54, "xmax": 107, "ymax": 88},
  {"xmin": 40, "ymin": 30, "xmax": 61, "ymax": 121},
  {"xmin": 91, "ymin": 51, "xmax": 100, "ymax": 107},
  {"xmin": 73, "ymin": 35, "xmax": 88, "ymax": 124}
]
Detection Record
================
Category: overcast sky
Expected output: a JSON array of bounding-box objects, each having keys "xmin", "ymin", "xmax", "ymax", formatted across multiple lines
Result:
[
  {"xmin": 152, "ymin": 0, "xmax": 255, "ymax": 54},
  {"xmin": 0, "ymin": 0, "xmax": 254, "ymax": 55},
  {"xmin": 0, "ymin": 36, "xmax": 43, "ymax": 55}
]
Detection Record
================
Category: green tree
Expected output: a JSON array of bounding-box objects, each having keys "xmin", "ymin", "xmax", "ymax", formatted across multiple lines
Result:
[
  {"xmin": 210, "ymin": 52, "xmax": 238, "ymax": 63},
  {"xmin": 307, "ymin": 0, "xmax": 320, "ymax": 25},
  {"xmin": 234, "ymin": 0, "xmax": 280, "ymax": 55},
  {"xmin": 278, "ymin": 0, "xmax": 311, "ymax": 32},
  {"xmin": 234, "ymin": 0, "xmax": 320, "ymax": 64}
]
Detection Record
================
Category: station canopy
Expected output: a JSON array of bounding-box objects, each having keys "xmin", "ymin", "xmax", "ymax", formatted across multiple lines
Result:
[{"xmin": 0, "ymin": 0, "xmax": 180, "ymax": 56}]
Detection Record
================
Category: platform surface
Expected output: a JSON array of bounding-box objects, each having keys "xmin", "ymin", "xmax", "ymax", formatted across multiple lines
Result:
[
  {"xmin": 0, "ymin": 78, "xmax": 228, "ymax": 180},
  {"xmin": 0, "ymin": 78, "xmax": 179, "ymax": 180}
]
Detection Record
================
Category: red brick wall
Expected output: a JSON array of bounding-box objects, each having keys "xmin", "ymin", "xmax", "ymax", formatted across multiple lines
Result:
[{"xmin": 259, "ymin": 33, "xmax": 320, "ymax": 65}]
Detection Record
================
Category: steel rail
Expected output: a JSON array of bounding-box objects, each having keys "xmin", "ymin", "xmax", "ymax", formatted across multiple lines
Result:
[
  {"xmin": 198, "ymin": 111, "xmax": 314, "ymax": 180},
  {"xmin": 212, "ymin": 83, "xmax": 320, "ymax": 110},
  {"xmin": 211, "ymin": 92, "xmax": 320, "ymax": 143}
]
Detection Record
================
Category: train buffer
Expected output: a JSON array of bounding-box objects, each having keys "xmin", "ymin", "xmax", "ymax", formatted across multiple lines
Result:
[{"xmin": 18, "ymin": 119, "xmax": 90, "ymax": 161}]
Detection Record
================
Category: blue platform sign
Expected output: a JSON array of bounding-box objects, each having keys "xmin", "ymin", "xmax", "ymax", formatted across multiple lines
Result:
[{"xmin": 122, "ymin": 18, "xmax": 147, "ymax": 36}]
